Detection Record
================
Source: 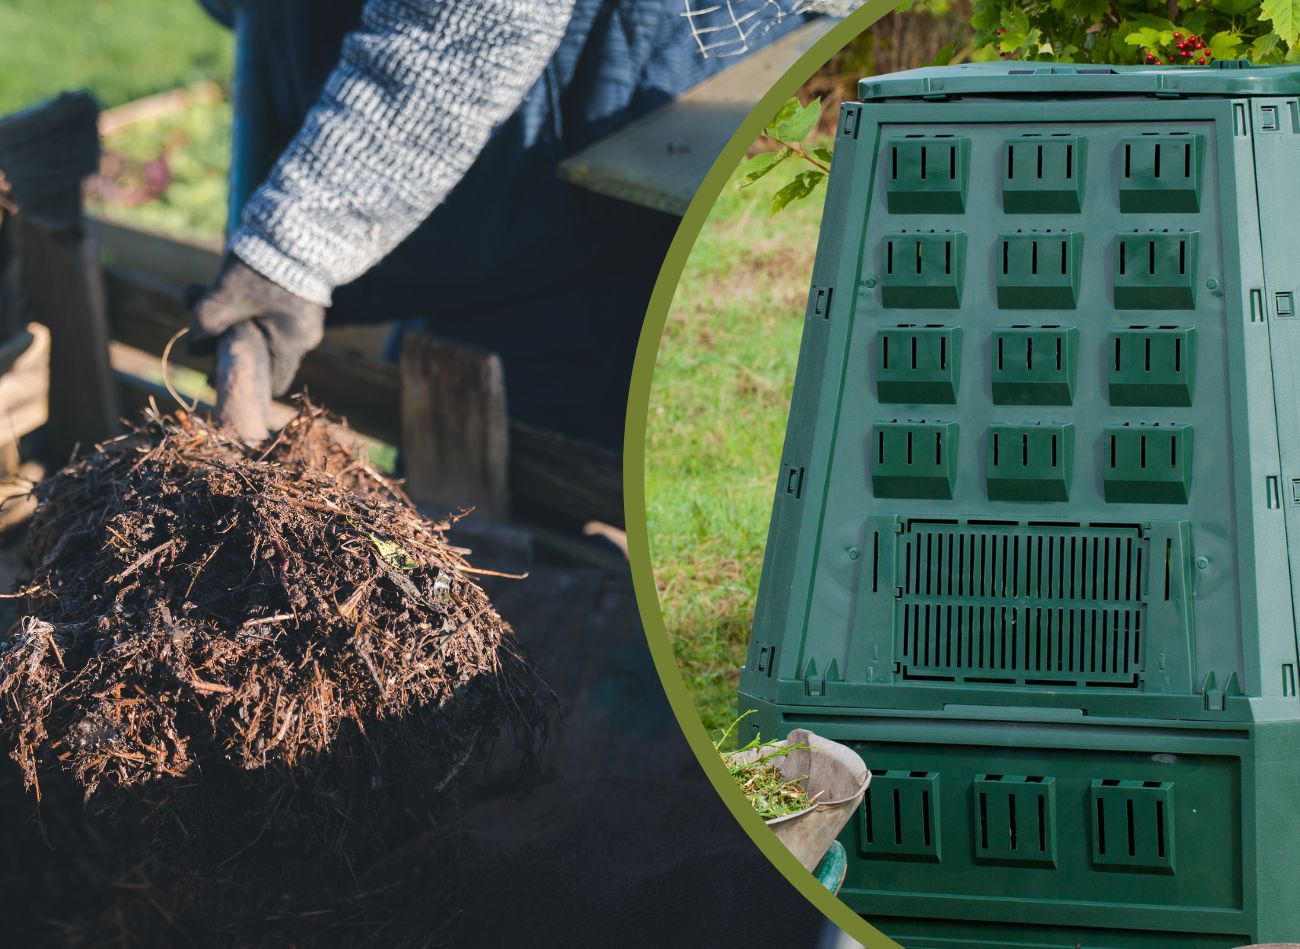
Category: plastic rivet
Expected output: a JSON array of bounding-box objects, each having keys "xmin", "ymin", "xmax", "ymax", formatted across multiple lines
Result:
[
  {"xmin": 1195, "ymin": 556, "xmax": 1210, "ymax": 569},
  {"xmin": 864, "ymin": 276, "xmax": 878, "ymax": 288},
  {"xmin": 1205, "ymin": 277, "xmax": 1219, "ymax": 290},
  {"xmin": 847, "ymin": 547, "xmax": 860, "ymax": 560}
]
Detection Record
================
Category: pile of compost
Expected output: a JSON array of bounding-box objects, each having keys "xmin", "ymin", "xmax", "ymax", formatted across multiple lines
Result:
[{"xmin": 0, "ymin": 400, "xmax": 550, "ymax": 943}]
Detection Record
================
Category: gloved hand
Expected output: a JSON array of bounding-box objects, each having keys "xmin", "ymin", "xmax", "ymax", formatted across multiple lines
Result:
[{"xmin": 188, "ymin": 254, "xmax": 326, "ymax": 442}]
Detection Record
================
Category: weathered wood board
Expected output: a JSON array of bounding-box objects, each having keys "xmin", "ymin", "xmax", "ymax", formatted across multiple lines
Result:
[
  {"xmin": 557, "ymin": 19, "xmax": 837, "ymax": 216},
  {"xmin": 400, "ymin": 331, "xmax": 511, "ymax": 521},
  {"xmin": 0, "ymin": 324, "xmax": 50, "ymax": 452}
]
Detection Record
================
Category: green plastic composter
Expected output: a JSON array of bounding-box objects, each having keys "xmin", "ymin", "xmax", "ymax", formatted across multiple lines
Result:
[{"xmin": 739, "ymin": 62, "xmax": 1300, "ymax": 948}]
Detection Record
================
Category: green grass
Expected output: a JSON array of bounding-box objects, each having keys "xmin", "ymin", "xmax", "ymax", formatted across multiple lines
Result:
[
  {"xmin": 0, "ymin": 1, "xmax": 232, "ymax": 115},
  {"xmin": 644, "ymin": 157, "xmax": 824, "ymax": 738}
]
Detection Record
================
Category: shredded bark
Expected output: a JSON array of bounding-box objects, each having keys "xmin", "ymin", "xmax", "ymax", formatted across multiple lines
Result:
[{"xmin": 0, "ymin": 398, "xmax": 550, "ymax": 801}]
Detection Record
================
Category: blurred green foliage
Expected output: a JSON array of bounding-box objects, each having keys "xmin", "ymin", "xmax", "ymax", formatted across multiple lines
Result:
[
  {"xmin": 972, "ymin": 0, "xmax": 1299, "ymax": 65},
  {"xmin": 88, "ymin": 94, "xmax": 231, "ymax": 240},
  {"xmin": 0, "ymin": 0, "xmax": 233, "ymax": 115}
]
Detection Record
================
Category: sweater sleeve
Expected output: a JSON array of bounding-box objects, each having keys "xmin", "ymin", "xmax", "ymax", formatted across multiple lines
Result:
[{"xmin": 229, "ymin": 0, "xmax": 577, "ymax": 306}]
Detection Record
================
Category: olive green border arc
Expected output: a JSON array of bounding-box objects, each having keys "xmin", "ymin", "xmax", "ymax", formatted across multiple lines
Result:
[{"xmin": 622, "ymin": 4, "xmax": 903, "ymax": 947}]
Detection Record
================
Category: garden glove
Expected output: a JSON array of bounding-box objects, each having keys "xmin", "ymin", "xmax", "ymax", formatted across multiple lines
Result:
[{"xmin": 188, "ymin": 254, "xmax": 326, "ymax": 442}]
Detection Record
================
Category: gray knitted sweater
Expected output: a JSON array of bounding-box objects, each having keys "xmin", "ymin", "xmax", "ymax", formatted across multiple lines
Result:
[
  {"xmin": 231, "ymin": 1, "xmax": 860, "ymax": 306},
  {"xmin": 230, "ymin": 0, "xmax": 577, "ymax": 306}
]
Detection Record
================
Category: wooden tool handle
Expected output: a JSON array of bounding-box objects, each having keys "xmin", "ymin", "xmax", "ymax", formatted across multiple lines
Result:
[{"xmin": 216, "ymin": 322, "xmax": 271, "ymax": 444}]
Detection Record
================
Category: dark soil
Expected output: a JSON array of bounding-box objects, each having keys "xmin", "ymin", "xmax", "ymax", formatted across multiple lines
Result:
[{"xmin": 0, "ymin": 399, "xmax": 551, "ymax": 945}]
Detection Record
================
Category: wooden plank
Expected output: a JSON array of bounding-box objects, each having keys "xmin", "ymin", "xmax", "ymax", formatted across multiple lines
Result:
[
  {"xmin": 0, "ymin": 214, "xmax": 24, "ymax": 344},
  {"xmin": 98, "ymin": 82, "xmax": 223, "ymax": 137},
  {"xmin": 510, "ymin": 421, "xmax": 622, "ymax": 528},
  {"xmin": 0, "ymin": 323, "xmax": 50, "ymax": 448},
  {"xmin": 557, "ymin": 19, "xmax": 835, "ymax": 216},
  {"xmin": 87, "ymin": 216, "xmax": 222, "ymax": 285},
  {"xmin": 400, "ymin": 332, "xmax": 510, "ymax": 521},
  {"xmin": 20, "ymin": 222, "xmax": 120, "ymax": 459}
]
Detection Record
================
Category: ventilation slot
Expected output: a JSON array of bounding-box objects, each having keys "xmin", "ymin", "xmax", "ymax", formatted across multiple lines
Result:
[
  {"xmin": 1091, "ymin": 779, "xmax": 1175, "ymax": 872},
  {"xmin": 858, "ymin": 770, "xmax": 941, "ymax": 862},
  {"xmin": 886, "ymin": 137, "xmax": 970, "ymax": 213},
  {"xmin": 894, "ymin": 522, "xmax": 1148, "ymax": 687},
  {"xmin": 974, "ymin": 774, "xmax": 1057, "ymax": 866}
]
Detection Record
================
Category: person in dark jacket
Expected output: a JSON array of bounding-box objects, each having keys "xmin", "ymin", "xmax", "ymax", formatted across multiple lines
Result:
[{"xmin": 190, "ymin": 0, "xmax": 844, "ymax": 447}]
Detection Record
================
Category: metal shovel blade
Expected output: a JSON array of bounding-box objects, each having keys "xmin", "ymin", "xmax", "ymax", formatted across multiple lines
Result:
[{"xmin": 730, "ymin": 729, "xmax": 870, "ymax": 872}]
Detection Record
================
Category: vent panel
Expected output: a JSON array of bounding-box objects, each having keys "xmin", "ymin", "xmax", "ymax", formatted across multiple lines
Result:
[
  {"xmin": 1120, "ymin": 133, "xmax": 1204, "ymax": 213},
  {"xmin": 887, "ymin": 136, "xmax": 970, "ymax": 213},
  {"xmin": 859, "ymin": 770, "xmax": 942, "ymax": 862},
  {"xmin": 894, "ymin": 521, "xmax": 1148, "ymax": 686},
  {"xmin": 1003, "ymin": 134, "xmax": 1086, "ymax": 213},
  {"xmin": 881, "ymin": 232, "xmax": 967, "ymax": 309},
  {"xmin": 1091, "ymin": 779, "xmax": 1176, "ymax": 873},
  {"xmin": 974, "ymin": 774, "xmax": 1057, "ymax": 867}
]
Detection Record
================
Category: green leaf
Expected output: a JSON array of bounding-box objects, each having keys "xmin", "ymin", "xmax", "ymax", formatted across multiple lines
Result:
[
  {"xmin": 764, "ymin": 98, "xmax": 800, "ymax": 138},
  {"xmin": 1214, "ymin": 0, "xmax": 1260, "ymax": 14},
  {"xmin": 1125, "ymin": 26, "xmax": 1168, "ymax": 48},
  {"xmin": 773, "ymin": 97, "xmax": 822, "ymax": 143},
  {"xmin": 969, "ymin": 0, "xmax": 1003, "ymax": 32},
  {"xmin": 736, "ymin": 148, "xmax": 792, "ymax": 188},
  {"xmin": 811, "ymin": 146, "xmax": 834, "ymax": 165},
  {"xmin": 1069, "ymin": 0, "xmax": 1110, "ymax": 23},
  {"xmin": 998, "ymin": 5, "xmax": 1031, "ymax": 49},
  {"xmin": 1002, "ymin": 7, "xmax": 1030, "ymax": 34},
  {"xmin": 1209, "ymin": 30, "xmax": 1243, "ymax": 60},
  {"xmin": 1250, "ymin": 31, "xmax": 1283, "ymax": 61},
  {"xmin": 1262, "ymin": 0, "xmax": 1300, "ymax": 46},
  {"xmin": 369, "ymin": 534, "xmax": 416, "ymax": 572},
  {"xmin": 931, "ymin": 40, "xmax": 957, "ymax": 66},
  {"xmin": 769, "ymin": 170, "xmax": 826, "ymax": 215}
]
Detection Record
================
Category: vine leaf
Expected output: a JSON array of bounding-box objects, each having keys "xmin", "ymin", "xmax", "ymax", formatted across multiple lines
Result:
[
  {"xmin": 772, "ymin": 97, "xmax": 821, "ymax": 142},
  {"xmin": 770, "ymin": 170, "xmax": 826, "ymax": 215},
  {"xmin": 738, "ymin": 148, "xmax": 793, "ymax": 188},
  {"xmin": 1262, "ymin": 0, "xmax": 1300, "ymax": 46},
  {"xmin": 764, "ymin": 99, "xmax": 801, "ymax": 138},
  {"xmin": 1209, "ymin": 30, "xmax": 1243, "ymax": 59}
]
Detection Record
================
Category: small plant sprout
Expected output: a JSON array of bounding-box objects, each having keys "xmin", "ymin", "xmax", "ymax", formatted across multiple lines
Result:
[{"xmin": 736, "ymin": 96, "xmax": 832, "ymax": 215}]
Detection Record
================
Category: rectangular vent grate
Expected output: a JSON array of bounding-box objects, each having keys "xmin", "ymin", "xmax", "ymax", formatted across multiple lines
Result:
[{"xmin": 894, "ymin": 521, "xmax": 1148, "ymax": 686}]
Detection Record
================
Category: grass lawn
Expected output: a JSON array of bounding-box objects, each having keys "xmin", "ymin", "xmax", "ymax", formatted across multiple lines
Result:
[
  {"xmin": 644, "ymin": 156, "xmax": 824, "ymax": 741},
  {"xmin": 0, "ymin": 2, "xmax": 234, "ymax": 239},
  {"xmin": 0, "ymin": 1, "xmax": 232, "ymax": 116}
]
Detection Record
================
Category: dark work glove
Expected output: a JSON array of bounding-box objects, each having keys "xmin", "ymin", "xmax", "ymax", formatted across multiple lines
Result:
[{"xmin": 189, "ymin": 254, "xmax": 326, "ymax": 398}]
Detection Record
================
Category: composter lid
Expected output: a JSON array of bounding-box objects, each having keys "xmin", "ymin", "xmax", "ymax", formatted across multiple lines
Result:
[{"xmin": 858, "ymin": 61, "xmax": 1300, "ymax": 101}]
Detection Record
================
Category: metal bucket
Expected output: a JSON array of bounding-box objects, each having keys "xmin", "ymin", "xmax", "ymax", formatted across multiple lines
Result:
[{"xmin": 729, "ymin": 729, "xmax": 870, "ymax": 872}]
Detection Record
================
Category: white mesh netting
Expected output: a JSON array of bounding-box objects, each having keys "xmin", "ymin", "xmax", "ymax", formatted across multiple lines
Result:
[{"xmin": 682, "ymin": 0, "xmax": 867, "ymax": 57}]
